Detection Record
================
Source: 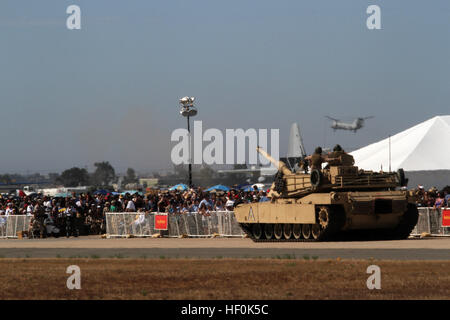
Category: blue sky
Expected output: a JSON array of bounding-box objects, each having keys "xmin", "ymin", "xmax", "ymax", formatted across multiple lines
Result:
[{"xmin": 1, "ymin": 1, "xmax": 449, "ymax": 174}]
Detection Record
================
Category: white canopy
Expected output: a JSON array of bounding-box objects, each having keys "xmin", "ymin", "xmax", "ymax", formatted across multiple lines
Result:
[{"xmin": 350, "ymin": 115, "xmax": 450, "ymax": 172}]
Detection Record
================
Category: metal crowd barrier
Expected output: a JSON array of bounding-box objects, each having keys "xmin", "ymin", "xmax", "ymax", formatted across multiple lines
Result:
[
  {"xmin": 105, "ymin": 211, "xmax": 244, "ymax": 238},
  {"xmin": 0, "ymin": 216, "xmax": 7, "ymax": 238},
  {"xmin": 167, "ymin": 211, "xmax": 244, "ymax": 238},
  {"xmin": 106, "ymin": 208, "xmax": 449, "ymax": 238},
  {"xmin": 411, "ymin": 207, "xmax": 450, "ymax": 236},
  {"xmin": 106, "ymin": 212, "xmax": 156, "ymax": 238},
  {"xmin": 1, "ymin": 208, "xmax": 447, "ymax": 239},
  {"xmin": 0, "ymin": 215, "xmax": 33, "ymax": 239}
]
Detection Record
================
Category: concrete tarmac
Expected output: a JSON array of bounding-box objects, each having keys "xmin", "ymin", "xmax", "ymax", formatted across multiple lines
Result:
[{"xmin": 0, "ymin": 236, "xmax": 449, "ymax": 260}]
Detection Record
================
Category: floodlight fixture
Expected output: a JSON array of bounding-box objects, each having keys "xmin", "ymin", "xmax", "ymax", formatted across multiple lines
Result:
[
  {"xmin": 178, "ymin": 96, "xmax": 198, "ymax": 187},
  {"xmin": 179, "ymin": 96, "xmax": 197, "ymax": 117}
]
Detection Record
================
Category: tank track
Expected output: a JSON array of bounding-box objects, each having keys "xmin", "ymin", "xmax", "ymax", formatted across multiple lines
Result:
[
  {"xmin": 240, "ymin": 204, "xmax": 419, "ymax": 242},
  {"xmin": 241, "ymin": 224, "xmax": 417, "ymax": 242},
  {"xmin": 387, "ymin": 203, "xmax": 419, "ymax": 240}
]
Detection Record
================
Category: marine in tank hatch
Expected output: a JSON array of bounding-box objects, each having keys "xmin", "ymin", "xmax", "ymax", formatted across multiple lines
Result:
[{"xmin": 324, "ymin": 145, "xmax": 355, "ymax": 168}]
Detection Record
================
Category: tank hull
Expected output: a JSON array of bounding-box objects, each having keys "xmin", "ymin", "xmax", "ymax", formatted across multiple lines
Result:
[{"xmin": 235, "ymin": 190, "xmax": 418, "ymax": 241}]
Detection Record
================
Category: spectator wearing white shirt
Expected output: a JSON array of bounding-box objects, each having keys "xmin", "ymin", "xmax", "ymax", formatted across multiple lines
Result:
[
  {"xmin": 26, "ymin": 203, "xmax": 34, "ymax": 216},
  {"xmin": 214, "ymin": 200, "xmax": 225, "ymax": 211},
  {"xmin": 126, "ymin": 198, "xmax": 136, "ymax": 212},
  {"xmin": 225, "ymin": 198, "xmax": 235, "ymax": 211},
  {"xmin": 43, "ymin": 196, "xmax": 52, "ymax": 209},
  {"xmin": 5, "ymin": 203, "xmax": 14, "ymax": 216},
  {"xmin": 130, "ymin": 209, "xmax": 147, "ymax": 232}
]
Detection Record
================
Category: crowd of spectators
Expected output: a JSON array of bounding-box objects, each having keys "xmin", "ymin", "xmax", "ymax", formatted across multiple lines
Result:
[
  {"xmin": 144, "ymin": 186, "xmax": 269, "ymax": 215},
  {"xmin": 413, "ymin": 185, "xmax": 450, "ymax": 208},
  {"xmin": 0, "ymin": 186, "xmax": 269, "ymax": 238},
  {"xmin": 1, "ymin": 183, "xmax": 449, "ymax": 238}
]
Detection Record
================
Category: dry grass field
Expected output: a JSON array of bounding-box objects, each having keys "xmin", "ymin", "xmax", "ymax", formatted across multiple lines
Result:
[{"xmin": 0, "ymin": 258, "xmax": 449, "ymax": 300}]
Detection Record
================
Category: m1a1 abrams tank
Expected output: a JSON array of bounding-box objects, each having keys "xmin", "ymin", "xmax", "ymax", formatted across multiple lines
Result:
[{"xmin": 234, "ymin": 147, "xmax": 419, "ymax": 242}]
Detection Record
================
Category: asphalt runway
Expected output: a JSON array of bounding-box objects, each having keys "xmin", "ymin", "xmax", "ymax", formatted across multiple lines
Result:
[{"xmin": 0, "ymin": 236, "xmax": 449, "ymax": 260}]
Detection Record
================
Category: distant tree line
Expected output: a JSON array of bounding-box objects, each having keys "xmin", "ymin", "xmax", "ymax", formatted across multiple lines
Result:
[
  {"xmin": 56, "ymin": 162, "xmax": 138, "ymax": 188},
  {"xmin": 57, "ymin": 162, "xmax": 255, "ymax": 188},
  {"xmin": 155, "ymin": 164, "xmax": 263, "ymax": 187},
  {"xmin": 1, "ymin": 161, "xmax": 265, "ymax": 189},
  {"xmin": 0, "ymin": 173, "xmax": 51, "ymax": 185}
]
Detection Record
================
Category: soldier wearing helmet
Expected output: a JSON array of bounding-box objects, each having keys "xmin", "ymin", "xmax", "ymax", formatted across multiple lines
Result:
[
  {"xmin": 326, "ymin": 144, "xmax": 355, "ymax": 166},
  {"xmin": 305, "ymin": 147, "xmax": 327, "ymax": 171}
]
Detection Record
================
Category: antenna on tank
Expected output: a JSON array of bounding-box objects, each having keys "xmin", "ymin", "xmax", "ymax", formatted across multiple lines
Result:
[{"xmin": 388, "ymin": 135, "xmax": 391, "ymax": 173}]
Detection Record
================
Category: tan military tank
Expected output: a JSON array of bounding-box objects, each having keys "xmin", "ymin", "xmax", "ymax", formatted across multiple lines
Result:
[{"xmin": 234, "ymin": 147, "xmax": 419, "ymax": 241}]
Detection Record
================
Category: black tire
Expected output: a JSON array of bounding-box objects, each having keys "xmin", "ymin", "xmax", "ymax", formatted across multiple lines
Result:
[
  {"xmin": 252, "ymin": 224, "xmax": 263, "ymax": 240},
  {"xmin": 283, "ymin": 224, "xmax": 293, "ymax": 239},
  {"xmin": 310, "ymin": 169, "xmax": 322, "ymax": 190},
  {"xmin": 274, "ymin": 224, "xmax": 283, "ymax": 240},
  {"xmin": 264, "ymin": 224, "xmax": 274, "ymax": 239},
  {"xmin": 302, "ymin": 224, "xmax": 311, "ymax": 239},
  {"xmin": 292, "ymin": 224, "xmax": 302, "ymax": 239},
  {"xmin": 311, "ymin": 224, "xmax": 321, "ymax": 240}
]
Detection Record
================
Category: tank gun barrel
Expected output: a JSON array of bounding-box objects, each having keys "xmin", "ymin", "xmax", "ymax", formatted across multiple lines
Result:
[{"xmin": 256, "ymin": 146, "xmax": 292, "ymax": 175}]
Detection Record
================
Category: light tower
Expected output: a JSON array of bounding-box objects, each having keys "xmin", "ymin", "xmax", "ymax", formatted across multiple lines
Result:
[{"xmin": 179, "ymin": 96, "xmax": 197, "ymax": 187}]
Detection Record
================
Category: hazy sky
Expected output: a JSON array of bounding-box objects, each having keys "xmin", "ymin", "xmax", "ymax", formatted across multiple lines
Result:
[{"xmin": 1, "ymin": 1, "xmax": 449, "ymax": 174}]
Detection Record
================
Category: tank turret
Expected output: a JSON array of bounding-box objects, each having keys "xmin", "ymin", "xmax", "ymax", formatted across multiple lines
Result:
[{"xmin": 257, "ymin": 147, "xmax": 403, "ymax": 198}]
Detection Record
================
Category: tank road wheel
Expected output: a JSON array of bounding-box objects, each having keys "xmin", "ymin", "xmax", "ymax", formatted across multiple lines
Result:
[
  {"xmin": 274, "ymin": 224, "xmax": 283, "ymax": 240},
  {"xmin": 283, "ymin": 224, "xmax": 293, "ymax": 239},
  {"xmin": 311, "ymin": 224, "xmax": 322, "ymax": 240},
  {"xmin": 302, "ymin": 224, "xmax": 311, "ymax": 239},
  {"xmin": 252, "ymin": 224, "xmax": 263, "ymax": 240},
  {"xmin": 264, "ymin": 224, "xmax": 274, "ymax": 240},
  {"xmin": 292, "ymin": 224, "xmax": 302, "ymax": 239}
]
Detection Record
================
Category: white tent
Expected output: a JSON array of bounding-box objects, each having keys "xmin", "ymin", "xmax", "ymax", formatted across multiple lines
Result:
[{"xmin": 350, "ymin": 115, "xmax": 450, "ymax": 172}]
